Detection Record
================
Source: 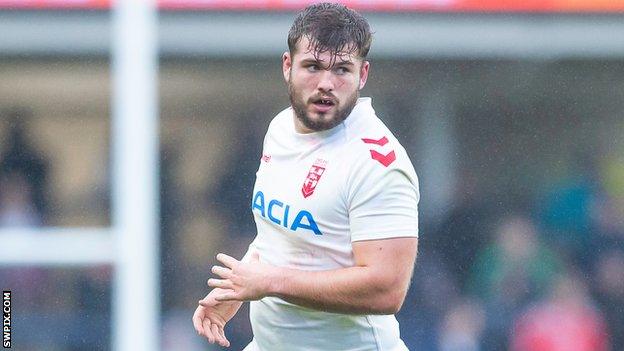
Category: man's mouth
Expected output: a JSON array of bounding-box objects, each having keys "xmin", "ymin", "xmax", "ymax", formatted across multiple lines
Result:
[{"xmin": 312, "ymin": 97, "xmax": 335, "ymax": 107}]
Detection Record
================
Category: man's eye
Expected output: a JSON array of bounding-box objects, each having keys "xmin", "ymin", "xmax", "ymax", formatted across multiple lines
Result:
[
  {"xmin": 307, "ymin": 65, "xmax": 320, "ymax": 72},
  {"xmin": 335, "ymin": 67, "xmax": 349, "ymax": 74}
]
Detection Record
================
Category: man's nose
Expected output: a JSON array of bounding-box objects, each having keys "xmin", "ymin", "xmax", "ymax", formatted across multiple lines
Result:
[{"xmin": 316, "ymin": 70, "xmax": 335, "ymax": 92}]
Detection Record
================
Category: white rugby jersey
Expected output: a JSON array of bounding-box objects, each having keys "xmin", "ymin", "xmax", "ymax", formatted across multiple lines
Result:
[{"xmin": 246, "ymin": 97, "xmax": 419, "ymax": 351}]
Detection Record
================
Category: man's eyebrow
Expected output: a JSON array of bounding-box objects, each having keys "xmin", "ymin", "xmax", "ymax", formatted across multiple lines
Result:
[
  {"xmin": 300, "ymin": 58, "xmax": 355, "ymax": 66},
  {"xmin": 300, "ymin": 58, "xmax": 323, "ymax": 65}
]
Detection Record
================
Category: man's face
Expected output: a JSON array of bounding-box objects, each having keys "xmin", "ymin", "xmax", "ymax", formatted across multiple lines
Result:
[{"xmin": 283, "ymin": 37, "xmax": 370, "ymax": 133}]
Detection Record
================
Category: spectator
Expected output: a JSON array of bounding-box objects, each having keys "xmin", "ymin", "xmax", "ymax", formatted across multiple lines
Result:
[
  {"xmin": 438, "ymin": 298, "xmax": 486, "ymax": 351},
  {"xmin": 469, "ymin": 214, "xmax": 563, "ymax": 350},
  {"xmin": 0, "ymin": 111, "xmax": 51, "ymax": 304},
  {"xmin": 399, "ymin": 252, "xmax": 460, "ymax": 350},
  {"xmin": 433, "ymin": 170, "xmax": 495, "ymax": 289},
  {"xmin": 510, "ymin": 273, "xmax": 610, "ymax": 351},
  {"xmin": 0, "ymin": 109, "xmax": 54, "ymax": 349},
  {"xmin": 0, "ymin": 171, "xmax": 42, "ymax": 226},
  {"xmin": 592, "ymin": 249, "xmax": 624, "ymax": 350},
  {"xmin": 0, "ymin": 108, "xmax": 50, "ymax": 225},
  {"xmin": 537, "ymin": 152, "xmax": 600, "ymax": 268},
  {"xmin": 591, "ymin": 155, "xmax": 624, "ymax": 253}
]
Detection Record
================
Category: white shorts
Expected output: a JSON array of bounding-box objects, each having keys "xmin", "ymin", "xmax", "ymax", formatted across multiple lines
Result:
[{"xmin": 242, "ymin": 339, "xmax": 260, "ymax": 351}]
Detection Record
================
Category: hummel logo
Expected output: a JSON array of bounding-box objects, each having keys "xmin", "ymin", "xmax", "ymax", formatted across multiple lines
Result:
[
  {"xmin": 361, "ymin": 136, "xmax": 389, "ymax": 146},
  {"xmin": 370, "ymin": 150, "xmax": 396, "ymax": 167},
  {"xmin": 362, "ymin": 136, "xmax": 395, "ymax": 167}
]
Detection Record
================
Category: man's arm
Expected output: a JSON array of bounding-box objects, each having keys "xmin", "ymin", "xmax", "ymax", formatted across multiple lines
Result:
[{"xmin": 206, "ymin": 236, "xmax": 418, "ymax": 315}]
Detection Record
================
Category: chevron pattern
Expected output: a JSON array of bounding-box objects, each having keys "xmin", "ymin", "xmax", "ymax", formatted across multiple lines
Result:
[{"xmin": 362, "ymin": 136, "xmax": 395, "ymax": 167}]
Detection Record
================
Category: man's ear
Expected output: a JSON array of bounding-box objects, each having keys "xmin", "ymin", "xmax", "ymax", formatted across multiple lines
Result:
[
  {"xmin": 282, "ymin": 51, "xmax": 292, "ymax": 83},
  {"xmin": 358, "ymin": 61, "xmax": 370, "ymax": 90}
]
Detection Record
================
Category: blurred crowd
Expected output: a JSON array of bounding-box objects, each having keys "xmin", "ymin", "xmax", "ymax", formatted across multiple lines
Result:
[
  {"xmin": 408, "ymin": 171, "xmax": 624, "ymax": 351},
  {"xmin": 0, "ymin": 107, "xmax": 622, "ymax": 351},
  {"xmin": 403, "ymin": 159, "xmax": 624, "ymax": 351},
  {"xmin": 0, "ymin": 110, "xmax": 111, "ymax": 351}
]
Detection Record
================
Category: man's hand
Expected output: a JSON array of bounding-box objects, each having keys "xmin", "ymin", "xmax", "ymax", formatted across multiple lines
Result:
[
  {"xmin": 204, "ymin": 252, "xmax": 280, "ymax": 302},
  {"xmin": 192, "ymin": 288, "xmax": 242, "ymax": 347}
]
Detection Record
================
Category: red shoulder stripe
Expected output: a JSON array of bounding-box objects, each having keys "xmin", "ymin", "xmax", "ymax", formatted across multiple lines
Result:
[{"xmin": 361, "ymin": 136, "xmax": 389, "ymax": 146}]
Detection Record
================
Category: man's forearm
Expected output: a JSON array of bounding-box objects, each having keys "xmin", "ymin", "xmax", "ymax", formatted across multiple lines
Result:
[
  {"xmin": 267, "ymin": 265, "xmax": 407, "ymax": 315},
  {"xmin": 209, "ymin": 238, "xmax": 417, "ymax": 314}
]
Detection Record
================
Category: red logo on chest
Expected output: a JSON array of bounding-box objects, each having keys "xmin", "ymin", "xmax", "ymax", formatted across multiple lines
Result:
[{"xmin": 301, "ymin": 158, "xmax": 327, "ymax": 198}]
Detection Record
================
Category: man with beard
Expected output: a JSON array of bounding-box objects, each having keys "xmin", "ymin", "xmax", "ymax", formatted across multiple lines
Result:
[{"xmin": 193, "ymin": 3, "xmax": 419, "ymax": 350}]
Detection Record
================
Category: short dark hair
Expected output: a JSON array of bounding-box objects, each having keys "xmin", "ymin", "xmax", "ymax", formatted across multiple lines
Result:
[{"xmin": 287, "ymin": 2, "xmax": 372, "ymax": 64}]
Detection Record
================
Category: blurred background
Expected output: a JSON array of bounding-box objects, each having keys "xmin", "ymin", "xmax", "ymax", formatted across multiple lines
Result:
[{"xmin": 1, "ymin": 1, "xmax": 623, "ymax": 350}]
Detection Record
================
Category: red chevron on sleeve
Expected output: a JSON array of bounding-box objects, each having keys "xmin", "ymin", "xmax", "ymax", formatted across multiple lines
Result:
[
  {"xmin": 361, "ymin": 136, "xmax": 389, "ymax": 146},
  {"xmin": 370, "ymin": 150, "xmax": 396, "ymax": 167}
]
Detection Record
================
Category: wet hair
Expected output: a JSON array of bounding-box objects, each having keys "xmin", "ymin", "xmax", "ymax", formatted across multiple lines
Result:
[{"xmin": 287, "ymin": 2, "xmax": 372, "ymax": 65}]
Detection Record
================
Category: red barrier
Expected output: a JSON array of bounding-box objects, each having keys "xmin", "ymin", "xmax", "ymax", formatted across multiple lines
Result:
[{"xmin": 0, "ymin": 0, "xmax": 623, "ymax": 12}]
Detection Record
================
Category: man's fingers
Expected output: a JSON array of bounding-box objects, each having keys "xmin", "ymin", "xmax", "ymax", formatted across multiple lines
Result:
[
  {"xmin": 198, "ymin": 298, "xmax": 216, "ymax": 308},
  {"xmin": 212, "ymin": 265, "xmax": 233, "ymax": 278},
  {"xmin": 212, "ymin": 324, "xmax": 228, "ymax": 347},
  {"xmin": 216, "ymin": 253, "xmax": 239, "ymax": 268},
  {"xmin": 198, "ymin": 289, "xmax": 234, "ymax": 307},
  {"xmin": 202, "ymin": 319, "xmax": 215, "ymax": 343},
  {"xmin": 211, "ymin": 324, "xmax": 223, "ymax": 345},
  {"xmin": 198, "ymin": 299, "xmax": 214, "ymax": 307},
  {"xmin": 215, "ymin": 292, "xmax": 240, "ymax": 302},
  {"xmin": 192, "ymin": 308, "xmax": 204, "ymax": 335},
  {"xmin": 219, "ymin": 327, "xmax": 231, "ymax": 347},
  {"xmin": 207, "ymin": 278, "xmax": 235, "ymax": 290}
]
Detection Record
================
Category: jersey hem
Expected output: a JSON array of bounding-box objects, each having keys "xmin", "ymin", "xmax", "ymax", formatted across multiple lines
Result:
[{"xmin": 351, "ymin": 232, "xmax": 418, "ymax": 243}]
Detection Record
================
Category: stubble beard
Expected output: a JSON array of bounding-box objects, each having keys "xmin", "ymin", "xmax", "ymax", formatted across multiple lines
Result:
[{"xmin": 288, "ymin": 76, "xmax": 359, "ymax": 133}]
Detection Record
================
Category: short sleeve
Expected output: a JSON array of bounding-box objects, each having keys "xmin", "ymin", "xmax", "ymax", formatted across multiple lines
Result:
[{"xmin": 347, "ymin": 146, "xmax": 419, "ymax": 242}]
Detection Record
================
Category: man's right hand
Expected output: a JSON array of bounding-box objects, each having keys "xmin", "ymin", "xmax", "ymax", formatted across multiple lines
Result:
[{"xmin": 192, "ymin": 288, "xmax": 243, "ymax": 347}]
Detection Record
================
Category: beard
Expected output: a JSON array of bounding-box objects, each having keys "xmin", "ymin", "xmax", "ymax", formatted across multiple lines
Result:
[{"xmin": 288, "ymin": 76, "xmax": 359, "ymax": 133}]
